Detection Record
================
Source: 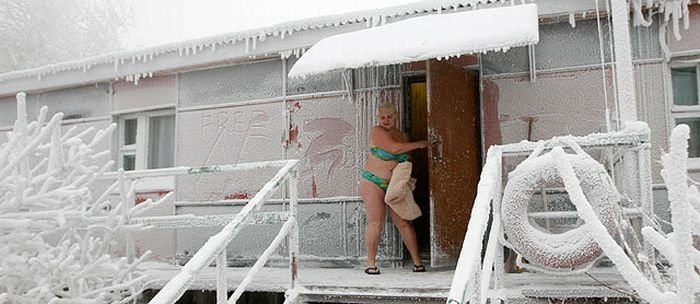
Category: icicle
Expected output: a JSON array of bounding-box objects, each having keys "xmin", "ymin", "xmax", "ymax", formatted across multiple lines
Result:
[
  {"xmin": 569, "ymin": 12, "xmax": 577, "ymax": 28},
  {"xmin": 632, "ymin": 0, "xmax": 653, "ymax": 27},
  {"xmin": 245, "ymin": 38, "xmax": 250, "ymax": 53},
  {"xmin": 113, "ymin": 60, "xmax": 119, "ymax": 72}
]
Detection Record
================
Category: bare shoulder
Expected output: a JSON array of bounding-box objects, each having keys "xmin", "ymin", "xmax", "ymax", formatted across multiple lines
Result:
[
  {"xmin": 370, "ymin": 126, "xmax": 390, "ymax": 137},
  {"xmin": 391, "ymin": 129, "xmax": 408, "ymax": 142}
]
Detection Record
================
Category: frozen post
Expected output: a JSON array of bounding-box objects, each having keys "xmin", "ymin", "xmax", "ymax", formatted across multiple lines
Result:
[
  {"xmin": 288, "ymin": 167, "xmax": 299, "ymax": 289},
  {"xmin": 611, "ymin": 0, "xmax": 638, "ymax": 124}
]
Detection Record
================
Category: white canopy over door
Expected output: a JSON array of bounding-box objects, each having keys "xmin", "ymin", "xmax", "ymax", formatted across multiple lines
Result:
[{"xmin": 287, "ymin": 3, "xmax": 539, "ymax": 78}]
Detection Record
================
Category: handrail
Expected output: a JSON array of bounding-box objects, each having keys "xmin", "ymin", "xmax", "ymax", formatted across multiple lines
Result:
[
  {"xmin": 498, "ymin": 126, "xmax": 649, "ymax": 156},
  {"xmin": 99, "ymin": 160, "xmax": 293, "ymax": 179},
  {"xmin": 447, "ymin": 147, "xmax": 502, "ymax": 304},
  {"xmin": 447, "ymin": 125, "xmax": 654, "ymax": 304},
  {"xmin": 144, "ymin": 159, "xmax": 299, "ymax": 304}
]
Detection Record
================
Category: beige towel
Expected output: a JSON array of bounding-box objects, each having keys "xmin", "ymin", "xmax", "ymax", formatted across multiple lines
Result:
[{"xmin": 385, "ymin": 162, "xmax": 422, "ymax": 221}]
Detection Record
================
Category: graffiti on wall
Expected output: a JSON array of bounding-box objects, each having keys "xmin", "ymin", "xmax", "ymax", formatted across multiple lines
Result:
[
  {"xmin": 199, "ymin": 109, "xmax": 271, "ymax": 165},
  {"xmin": 285, "ymin": 100, "xmax": 356, "ymax": 197},
  {"xmin": 177, "ymin": 107, "xmax": 279, "ymax": 201}
]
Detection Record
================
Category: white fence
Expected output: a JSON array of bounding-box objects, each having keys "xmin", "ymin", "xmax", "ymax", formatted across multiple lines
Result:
[{"xmin": 100, "ymin": 159, "xmax": 300, "ymax": 304}]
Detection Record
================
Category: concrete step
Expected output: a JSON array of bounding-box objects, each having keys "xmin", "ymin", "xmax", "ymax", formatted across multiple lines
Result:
[{"xmin": 296, "ymin": 285, "xmax": 448, "ymax": 304}]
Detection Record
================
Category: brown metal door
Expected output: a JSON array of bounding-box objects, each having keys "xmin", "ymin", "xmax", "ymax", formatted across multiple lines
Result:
[{"xmin": 427, "ymin": 59, "xmax": 481, "ymax": 267}]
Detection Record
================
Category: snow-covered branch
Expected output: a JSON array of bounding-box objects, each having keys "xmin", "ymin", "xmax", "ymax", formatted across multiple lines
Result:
[{"xmin": 0, "ymin": 92, "xmax": 156, "ymax": 303}]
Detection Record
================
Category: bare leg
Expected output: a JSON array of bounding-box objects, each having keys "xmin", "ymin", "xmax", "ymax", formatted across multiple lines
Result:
[
  {"xmin": 389, "ymin": 209, "xmax": 423, "ymax": 266},
  {"xmin": 360, "ymin": 179, "xmax": 387, "ymax": 268}
]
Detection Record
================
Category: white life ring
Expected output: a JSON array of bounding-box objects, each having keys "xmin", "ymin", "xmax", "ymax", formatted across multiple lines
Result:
[{"xmin": 501, "ymin": 152, "xmax": 620, "ymax": 270}]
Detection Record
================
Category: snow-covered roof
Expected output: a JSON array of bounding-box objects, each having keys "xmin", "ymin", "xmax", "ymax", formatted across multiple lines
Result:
[
  {"xmin": 288, "ymin": 4, "xmax": 539, "ymax": 78},
  {"xmin": 0, "ymin": 0, "xmax": 693, "ymax": 96},
  {"xmin": 0, "ymin": 0, "xmax": 512, "ymax": 86}
]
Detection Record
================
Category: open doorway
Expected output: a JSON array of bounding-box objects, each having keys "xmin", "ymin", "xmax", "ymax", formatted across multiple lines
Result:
[
  {"xmin": 402, "ymin": 75, "xmax": 431, "ymax": 260},
  {"xmin": 402, "ymin": 59, "xmax": 482, "ymax": 268}
]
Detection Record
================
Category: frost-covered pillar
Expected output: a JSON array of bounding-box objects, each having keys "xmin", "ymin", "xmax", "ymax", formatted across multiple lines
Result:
[{"xmin": 611, "ymin": 0, "xmax": 638, "ymax": 124}]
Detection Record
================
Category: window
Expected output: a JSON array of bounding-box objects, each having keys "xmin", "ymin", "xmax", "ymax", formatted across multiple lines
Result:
[
  {"xmin": 118, "ymin": 110, "xmax": 175, "ymax": 171},
  {"xmin": 671, "ymin": 65, "xmax": 700, "ymax": 166}
]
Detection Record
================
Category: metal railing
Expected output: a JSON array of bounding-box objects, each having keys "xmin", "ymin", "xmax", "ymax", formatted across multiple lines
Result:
[
  {"xmin": 100, "ymin": 160, "xmax": 300, "ymax": 304},
  {"xmin": 447, "ymin": 127, "xmax": 653, "ymax": 304}
]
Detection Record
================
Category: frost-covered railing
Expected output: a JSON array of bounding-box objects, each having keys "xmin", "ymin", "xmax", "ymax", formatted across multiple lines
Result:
[
  {"xmin": 100, "ymin": 160, "xmax": 300, "ymax": 304},
  {"xmin": 448, "ymin": 123, "xmax": 655, "ymax": 304}
]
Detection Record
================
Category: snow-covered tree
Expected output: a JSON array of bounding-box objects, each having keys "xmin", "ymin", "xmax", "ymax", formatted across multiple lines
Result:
[
  {"xmin": 0, "ymin": 92, "xmax": 163, "ymax": 303},
  {"xmin": 0, "ymin": 0, "xmax": 132, "ymax": 73}
]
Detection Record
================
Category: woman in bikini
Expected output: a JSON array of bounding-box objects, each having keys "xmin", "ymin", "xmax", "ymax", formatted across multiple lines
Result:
[{"xmin": 361, "ymin": 103, "xmax": 429, "ymax": 275}]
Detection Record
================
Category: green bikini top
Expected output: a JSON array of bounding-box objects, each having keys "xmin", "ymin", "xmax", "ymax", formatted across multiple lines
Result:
[{"xmin": 369, "ymin": 147, "xmax": 409, "ymax": 163}]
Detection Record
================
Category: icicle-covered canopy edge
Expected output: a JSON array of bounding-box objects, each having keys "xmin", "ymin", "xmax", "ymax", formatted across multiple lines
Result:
[{"xmin": 0, "ymin": 0, "xmax": 517, "ymax": 84}]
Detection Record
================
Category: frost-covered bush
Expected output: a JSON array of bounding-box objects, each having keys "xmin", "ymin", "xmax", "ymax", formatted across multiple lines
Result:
[
  {"xmin": 0, "ymin": 93, "xmax": 155, "ymax": 304},
  {"xmin": 639, "ymin": 124, "xmax": 700, "ymax": 304}
]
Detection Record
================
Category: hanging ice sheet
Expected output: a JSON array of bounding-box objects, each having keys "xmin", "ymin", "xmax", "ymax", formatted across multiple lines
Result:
[{"xmin": 288, "ymin": 3, "xmax": 540, "ymax": 78}]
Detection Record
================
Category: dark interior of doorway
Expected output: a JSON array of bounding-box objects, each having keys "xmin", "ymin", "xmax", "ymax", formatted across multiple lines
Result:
[{"xmin": 402, "ymin": 75, "xmax": 431, "ymax": 261}]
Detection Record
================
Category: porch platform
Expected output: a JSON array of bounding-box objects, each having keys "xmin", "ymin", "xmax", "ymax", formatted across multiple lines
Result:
[{"xmin": 140, "ymin": 262, "xmax": 637, "ymax": 303}]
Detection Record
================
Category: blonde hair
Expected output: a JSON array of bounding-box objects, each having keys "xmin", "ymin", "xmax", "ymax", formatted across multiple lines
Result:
[{"xmin": 377, "ymin": 103, "xmax": 398, "ymax": 115}]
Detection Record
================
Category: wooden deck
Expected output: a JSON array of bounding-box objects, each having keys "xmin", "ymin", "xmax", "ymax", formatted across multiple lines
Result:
[{"xmin": 140, "ymin": 262, "xmax": 637, "ymax": 303}]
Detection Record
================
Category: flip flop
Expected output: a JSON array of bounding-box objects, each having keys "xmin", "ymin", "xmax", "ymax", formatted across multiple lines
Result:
[
  {"xmin": 413, "ymin": 264, "xmax": 426, "ymax": 272},
  {"xmin": 364, "ymin": 266, "xmax": 380, "ymax": 275}
]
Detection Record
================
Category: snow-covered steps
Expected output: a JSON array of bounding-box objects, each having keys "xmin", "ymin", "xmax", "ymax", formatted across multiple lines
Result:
[
  {"xmin": 296, "ymin": 286, "xmax": 448, "ymax": 303},
  {"xmin": 501, "ymin": 268, "xmax": 636, "ymax": 303},
  {"xmin": 140, "ymin": 262, "xmax": 637, "ymax": 303}
]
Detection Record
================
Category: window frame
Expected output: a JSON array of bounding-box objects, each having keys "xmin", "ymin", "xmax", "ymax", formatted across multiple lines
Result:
[
  {"xmin": 117, "ymin": 109, "xmax": 175, "ymax": 171},
  {"xmin": 669, "ymin": 63, "xmax": 700, "ymax": 168}
]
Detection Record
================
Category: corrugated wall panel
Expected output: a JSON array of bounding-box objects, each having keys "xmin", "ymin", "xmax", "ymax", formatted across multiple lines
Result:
[
  {"xmin": 178, "ymin": 60, "xmax": 283, "ymax": 108},
  {"xmin": 112, "ymin": 76, "xmax": 177, "ymax": 112}
]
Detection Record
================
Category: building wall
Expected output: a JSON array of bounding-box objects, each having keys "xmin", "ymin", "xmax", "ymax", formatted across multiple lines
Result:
[
  {"xmin": 668, "ymin": 4, "xmax": 700, "ymax": 54},
  {"xmin": 480, "ymin": 14, "xmax": 677, "ymax": 226},
  {"xmin": 112, "ymin": 75, "xmax": 176, "ymax": 112},
  {"xmin": 171, "ymin": 60, "xmax": 403, "ymax": 265}
]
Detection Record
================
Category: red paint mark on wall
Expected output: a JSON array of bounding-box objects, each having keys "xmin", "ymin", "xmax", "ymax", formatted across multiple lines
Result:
[
  {"xmin": 482, "ymin": 80, "xmax": 503, "ymax": 149},
  {"xmin": 283, "ymin": 100, "xmax": 303, "ymax": 149},
  {"xmin": 224, "ymin": 192, "xmax": 251, "ymax": 200},
  {"xmin": 299, "ymin": 117, "xmax": 355, "ymax": 197},
  {"xmin": 310, "ymin": 173, "xmax": 318, "ymax": 198},
  {"xmin": 134, "ymin": 191, "xmax": 170, "ymax": 205}
]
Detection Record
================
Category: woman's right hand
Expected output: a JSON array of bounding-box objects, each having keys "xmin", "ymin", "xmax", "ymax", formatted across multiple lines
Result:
[{"xmin": 415, "ymin": 140, "xmax": 430, "ymax": 149}]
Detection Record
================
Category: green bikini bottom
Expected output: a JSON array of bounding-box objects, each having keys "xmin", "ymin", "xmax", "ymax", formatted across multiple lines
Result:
[{"xmin": 361, "ymin": 170, "xmax": 389, "ymax": 191}]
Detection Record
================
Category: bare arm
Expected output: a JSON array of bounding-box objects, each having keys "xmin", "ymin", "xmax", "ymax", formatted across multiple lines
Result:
[{"xmin": 370, "ymin": 127, "xmax": 428, "ymax": 155}]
